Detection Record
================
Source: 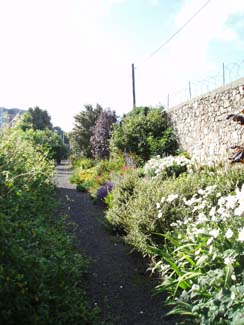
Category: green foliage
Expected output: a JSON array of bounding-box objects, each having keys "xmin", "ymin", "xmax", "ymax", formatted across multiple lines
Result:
[
  {"xmin": 110, "ymin": 106, "xmax": 178, "ymax": 162},
  {"xmin": 70, "ymin": 153, "xmax": 129, "ymax": 199},
  {"xmin": 70, "ymin": 104, "xmax": 103, "ymax": 158},
  {"xmin": 22, "ymin": 128, "xmax": 67, "ymax": 163},
  {"xmin": 0, "ymin": 129, "xmax": 96, "ymax": 324},
  {"xmin": 105, "ymin": 162, "xmax": 244, "ymax": 323},
  {"xmin": 20, "ymin": 106, "xmax": 53, "ymax": 131},
  {"xmin": 105, "ymin": 169, "xmax": 142, "ymax": 234}
]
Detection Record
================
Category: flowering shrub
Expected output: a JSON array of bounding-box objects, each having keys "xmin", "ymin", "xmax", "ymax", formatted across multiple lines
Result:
[
  {"xmin": 96, "ymin": 181, "xmax": 114, "ymax": 201},
  {"xmin": 150, "ymin": 183, "xmax": 244, "ymax": 324},
  {"xmin": 144, "ymin": 155, "xmax": 193, "ymax": 179},
  {"xmin": 71, "ymin": 154, "xmax": 133, "ymax": 199}
]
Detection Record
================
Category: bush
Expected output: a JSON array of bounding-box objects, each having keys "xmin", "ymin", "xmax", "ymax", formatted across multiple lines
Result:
[
  {"xmin": 21, "ymin": 128, "xmax": 67, "ymax": 164},
  {"xmin": 110, "ymin": 107, "xmax": 178, "ymax": 162},
  {"xmin": 105, "ymin": 169, "xmax": 142, "ymax": 234},
  {"xmin": 149, "ymin": 180, "xmax": 244, "ymax": 324},
  {"xmin": 70, "ymin": 153, "xmax": 131, "ymax": 199},
  {"xmin": 0, "ymin": 129, "xmax": 96, "ymax": 324},
  {"xmin": 105, "ymin": 161, "xmax": 244, "ymax": 323},
  {"xmin": 96, "ymin": 181, "xmax": 114, "ymax": 201},
  {"xmin": 144, "ymin": 155, "xmax": 193, "ymax": 179}
]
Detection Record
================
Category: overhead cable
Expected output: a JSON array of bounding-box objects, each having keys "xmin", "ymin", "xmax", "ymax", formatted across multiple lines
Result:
[{"xmin": 137, "ymin": 0, "xmax": 212, "ymax": 68}]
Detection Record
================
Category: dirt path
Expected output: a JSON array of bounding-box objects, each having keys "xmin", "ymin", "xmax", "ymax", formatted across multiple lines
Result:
[{"xmin": 55, "ymin": 162, "xmax": 174, "ymax": 325}]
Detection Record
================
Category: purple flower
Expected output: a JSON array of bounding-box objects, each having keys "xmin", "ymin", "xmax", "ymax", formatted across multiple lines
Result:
[{"xmin": 96, "ymin": 181, "xmax": 114, "ymax": 201}]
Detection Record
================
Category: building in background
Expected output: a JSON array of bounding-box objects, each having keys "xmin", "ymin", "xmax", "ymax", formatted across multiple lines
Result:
[{"xmin": 0, "ymin": 107, "xmax": 25, "ymax": 128}]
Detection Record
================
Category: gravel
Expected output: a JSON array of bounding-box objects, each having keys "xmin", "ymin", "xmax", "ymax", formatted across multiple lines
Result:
[{"xmin": 55, "ymin": 162, "xmax": 177, "ymax": 325}]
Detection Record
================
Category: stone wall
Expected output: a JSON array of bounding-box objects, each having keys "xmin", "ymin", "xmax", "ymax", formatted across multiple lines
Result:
[{"xmin": 167, "ymin": 78, "xmax": 244, "ymax": 163}]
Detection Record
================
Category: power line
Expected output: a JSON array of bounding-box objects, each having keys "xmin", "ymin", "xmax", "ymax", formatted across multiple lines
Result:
[{"xmin": 137, "ymin": 0, "xmax": 212, "ymax": 68}]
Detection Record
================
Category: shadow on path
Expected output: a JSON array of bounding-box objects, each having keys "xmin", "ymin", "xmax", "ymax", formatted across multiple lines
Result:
[{"xmin": 55, "ymin": 162, "xmax": 175, "ymax": 325}]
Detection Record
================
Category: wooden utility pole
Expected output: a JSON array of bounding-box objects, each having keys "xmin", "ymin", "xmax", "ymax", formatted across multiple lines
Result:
[{"xmin": 132, "ymin": 63, "xmax": 136, "ymax": 108}]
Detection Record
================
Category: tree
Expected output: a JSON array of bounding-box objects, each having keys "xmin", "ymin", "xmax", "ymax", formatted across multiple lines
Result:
[
  {"xmin": 110, "ymin": 106, "xmax": 178, "ymax": 162},
  {"xmin": 20, "ymin": 106, "xmax": 53, "ymax": 131},
  {"xmin": 90, "ymin": 109, "xmax": 117, "ymax": 159},
  {"xmin": 70, "ymin": 104, "xmax": 102, "ymax": 158},
  {"xmin": 22, "ymin": 128, "xmax": 66, "ymax": 163}
]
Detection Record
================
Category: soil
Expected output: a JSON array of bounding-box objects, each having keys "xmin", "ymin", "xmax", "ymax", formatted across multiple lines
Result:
[{"xmin": 55, "ymin": 162, "xmax": 177, "ymax": 325}]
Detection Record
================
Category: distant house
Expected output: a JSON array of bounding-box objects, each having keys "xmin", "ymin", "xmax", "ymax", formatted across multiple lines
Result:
[{"xmin": 0, "ymin": 107, "xmax": 25, "ymax": 128}]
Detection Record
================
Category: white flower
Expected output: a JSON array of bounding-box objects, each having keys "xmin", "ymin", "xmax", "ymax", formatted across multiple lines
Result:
[
  {"xmin": 157, "ymin": 211, "xmax": 163, "ymax": 219},
  {"xmin": 196, "ymin": 213, "xmax": 208, "ymax": 224},
  {"xmin": 224, "ymin": 256, "xmax": 236, "ymax": 265},
  {"xmin": 192, "ymin": 284, "xmax": 200, "ymax": 291},
  {"xmin": 167, "ymin": 194, "xmax": 178, "ymax": 203},
  {"xmin": 218, "ymin": 197, "xmax": 226, "ymax": 206},
  {"xmin": 237, "ymin": 227, "xmax": 244, "ymax": 242},
  {"xmin": 235, "ymin": 184, "xmax": 244, "ymax": 202},
  {"xmin": 209, "ymin": 228, "xmax": 219, "ymax": 238},
  {"xmin": 231, "ymin": 274, "xmax": 236, "ymax": 281},
  {"xmin": 156, "ymin": 202, "xmax": 160, "ymax": 209},
  {"xmin": 207, "ymin": 237, "xmax": 213, "ymax": 246},
  {"xmin": 161, "ymin": 197, "xmax": 165, "ymax": 204},
  {"xmin": 183, "ymin": 197, "xmax": 192, "ymax": 206},
  {"xmin": 170, "ymin": 222, "xmax": 177, "ymax": 227},
  {"xmin": 217, "ymin": 207, "xmax": 226, "ymax": 215},
  {"xmin": 194, "ymin": 228, "xmax": 205, "ymax": 235},
  {"xmin": 193, "ymin": 204, "xmax": 205, "ymax": 212},
  {"xmin": 209, "ymin": 206, "xmax": 216, "ymax": 217},
  {"xmin": 234, "ymin": 204, "xmax": 244, "ymax": 216},
  {"xmin": 205, "ymin": 185, "xmax": 217, "ymax": 194},
  {"xmin": 144, "ymin": 156, "xmax": 192, "ymax": 177},
  {"xmin": 184, "ymin": 196, "xmax": 201, "ymax": 207},
  {"xmin": 221, "ymin": 213, "xmax": 231, "ymax": 221},
  {"xmin": 225, "ymin": 229, "xmax": 233, "ymax": 239},
  {"xmin": 225, "ymin": 195, "xmax": 238, "ymax": 210},
  {"xmin": 198, "ymin": 189, "xmax": 205, "ymax": 195}
]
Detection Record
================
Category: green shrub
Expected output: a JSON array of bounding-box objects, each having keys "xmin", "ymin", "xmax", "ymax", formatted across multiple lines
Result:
[
  {"xmin": 110, "ymin": 106, "xmax": 178, "ymax": 162},
  {"xmin": 0, "ymin": 129, "xmax": 96, "ymax": 324},
  {"xmin": 106, "ymin": 169, "xmax": 142, "ymax": 233},
  {"xmin": 70, "ymin": 153, "xmax": 131, "ymax": 199},
  {"xmin": 106, "ymin": 163, "xmax": 244, "ymax": 253},
  {"xmin": 106, "ymin": 161, "xmax": 244, "ymax": 324},
  {"xmin": 148, "ymin": 177, "xmax": 244, "ymax": 324}
]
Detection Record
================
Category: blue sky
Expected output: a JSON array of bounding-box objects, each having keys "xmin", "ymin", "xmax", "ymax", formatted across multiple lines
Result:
[{"xmin": 0, "ymin": 0, "xmax": 244, "ymax": 131}]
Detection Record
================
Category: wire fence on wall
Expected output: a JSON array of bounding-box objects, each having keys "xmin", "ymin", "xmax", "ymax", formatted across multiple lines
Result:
[{"xmin": 168, "ymin": 59, "xmax": 244, "ymax": 108}]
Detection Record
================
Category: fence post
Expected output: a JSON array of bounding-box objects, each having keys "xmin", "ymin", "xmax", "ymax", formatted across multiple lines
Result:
[
  {"xmin": 222, "ymin": 62, "xmax": 225, "ymax": 85},
  {"xmin": 167, "ymin": 94, "xmax": 170, "ymax": 108},
  {"xmin": 189, "ymin": 81, "xmax": 192, "ymax": 100}
]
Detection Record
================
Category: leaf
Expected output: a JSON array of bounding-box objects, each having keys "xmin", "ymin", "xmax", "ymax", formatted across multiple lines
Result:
[
  {"xmin": 224, "ymin": 265, "xmax": 233, "ymax": 288},
  {"xmin": 153, "ymin": 232, "xmax": 180, "ymax": 247},
  {"xmin": 174, "ymin": 272, "xmax": 202, "ymax": 296},
  {"xmin": 178, "ymin": 253, "xmax": 196, "ymax": 267},
  {"xmin": 164, "ymin": 300, "xmax": 196, "ymax": 317},
  {"xmin": 147, "ymin": 246, "xmax": 184, "ymax": 278}
]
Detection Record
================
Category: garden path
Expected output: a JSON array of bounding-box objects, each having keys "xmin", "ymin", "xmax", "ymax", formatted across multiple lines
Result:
[{"xmin": 55, "ymin": 161, "xmax": 173, "ymax": 325}]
